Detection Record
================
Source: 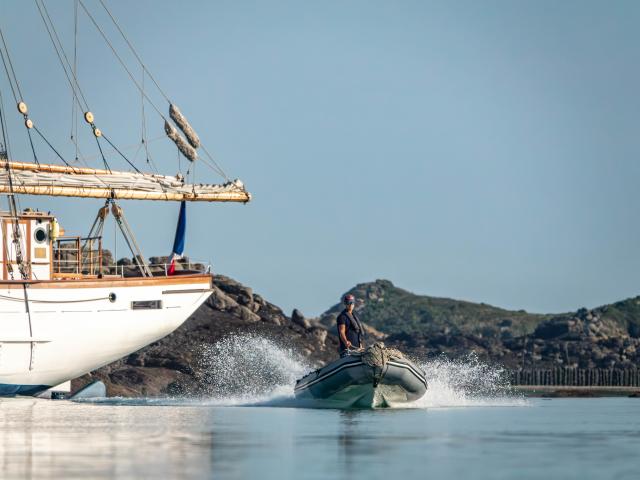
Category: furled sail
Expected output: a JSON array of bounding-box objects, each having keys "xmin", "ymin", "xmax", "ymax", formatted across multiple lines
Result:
[
  {"xmin": 170, "ymin": 104, "xmax": 201, "ymax": 149},
  {"xmin": 164, "ymin": 121, "xmax": 198, "ymax": 162},
  {"xmin": 0, "ymin": 161, "xmax": 251, "ymax": 203}
]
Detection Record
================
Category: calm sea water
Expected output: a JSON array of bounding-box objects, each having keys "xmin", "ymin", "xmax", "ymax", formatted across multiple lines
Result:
[
  {"xmin": 0, "ymin": 397, "xmax": 639, "ymax": 479},
  {"xmin": 1, "ymin": 338, "xmax": 638, "ymax": 479}
]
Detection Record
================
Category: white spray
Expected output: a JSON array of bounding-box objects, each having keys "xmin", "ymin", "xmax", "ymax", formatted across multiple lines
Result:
[
  {"xmin": 196, "ymin": 334, "xmax": 526, "ymax": 408},
  {"xmin": 411, "ymin": 353, "xmax": 527, "ymax": 408},
  {"xmin": 196, "ymin": 334, "xmax": 310, "ymax": 405}
]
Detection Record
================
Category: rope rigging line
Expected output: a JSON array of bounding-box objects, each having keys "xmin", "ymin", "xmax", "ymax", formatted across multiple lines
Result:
[
  {"xmin": 98, "ymin": 0, "xmax": 172, "ymax": 104},
  {"xmin": 26, "ymin": 129, "xmax": 40, "ymax": 166},
  {"xmin": 34, "ymin": 0, "xmax": 91, "ymax": 113},
  {"xmin": 0, "ymin": 26, "xmax": 24, "ymax": 102},
  {"xmin": 78, "ymin": 0, "xmax": 165, "ymax": 121},
  {"xmin": 72, "ymin": 0, "xmax": 80, "ymax": 162},
  {"xmin": 93, "ymin": 135, "xmax": 112, "ymax": 173},
  {"xmin": 100, "ymin": 133, "xmax": 142, "ymax": 174},
  {"xmin": 0, "ymin": 38, "xmax": 19, "ymax": 105},
  {"xmin": 79, "ymin": 0, "xmax": 231, "ymax": 182},
  {"xmin": 111, "ymin": 201, "xmax": 152, "ymax": 277},
  {"xmin": 71, "ymin": 135, "xmax": 164, "ymax": 164},
  {"xmin": 34, "ymin": 1, "xmax": 177, "ymax": 192},
  {"xmin": 0, "ymin": 64, "xmax": 29, "ymax": 281},
  {"xmin": 33, "ymin": 0, "xmax": 116, "ymax": 185},
  {"xmin": 1, "ymin": 25, "xmax": 39, "ymax": 167},
  {"xmin": 141, "ymin": 67, "xmax": 153, "ymax": 165},
  {"xmin": 0, "ymin": 84, "xmax": 12, "ymax": 159},
  {"xmin": 4, "ymin": 164, "xmax": 29, "ymax": 280},
  {"xmin": 32, "ymin": 126, "xmax": 78, "ymax": 171},
  {"xmin": 4, "ymin": 0, "xmax": 239, "ymax": 201},
  {"xmin": 29, "ymin": 125, "xmax": 122, "ymax": 191},
  {"xmin": 200, "ymin": 144, "xmax": 230, "ymax": 181},
  {"xmin": 30, "ymin": 2, "xmax": 146, "ymax": 191}
]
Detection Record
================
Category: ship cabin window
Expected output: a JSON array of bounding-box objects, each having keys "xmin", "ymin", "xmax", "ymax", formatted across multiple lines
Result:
[
  {"xmin": 34, "ymin": 227, "xmax": 47, "ymax": 243},
  {"xmin": 131, "ymin": 300, "xmax": 162, "ymax": 310}
]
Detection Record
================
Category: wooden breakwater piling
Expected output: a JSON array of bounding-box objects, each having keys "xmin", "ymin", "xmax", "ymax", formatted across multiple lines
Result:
[{"xmin": 510, "ymin": 368, "xmax": 640, "ymax": 387}]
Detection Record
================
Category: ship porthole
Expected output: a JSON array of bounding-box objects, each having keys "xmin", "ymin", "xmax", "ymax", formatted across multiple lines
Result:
[
  {"xmin": 34, "ymin": 227, "xmax": 47, "ymax": 243},
  {"xmin": 109, "ymin": 293, "xmax": 116, "ymax": 303}
]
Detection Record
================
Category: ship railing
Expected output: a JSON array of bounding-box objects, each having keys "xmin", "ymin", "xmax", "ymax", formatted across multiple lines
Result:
[
  {"xmin": 53, "ymin": 233, "xmax": 211, "ymax": 278},
  {"xmin": 53, "ymin": 236, "xmax": 102, "ymax": 277},
  {"xmin": 110, "ymin": 260, "xmax": 212, "ymax": 278}
]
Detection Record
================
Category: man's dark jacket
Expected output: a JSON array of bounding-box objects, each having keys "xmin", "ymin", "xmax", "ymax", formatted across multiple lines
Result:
[{"xmin": 336, "ymin": 309, "xmax": 364, "ymax": 352}]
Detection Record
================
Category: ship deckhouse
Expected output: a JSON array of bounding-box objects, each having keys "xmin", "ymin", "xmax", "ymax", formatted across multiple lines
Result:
[{"xmin": 1, "ymin": 209, "xmax": 56, "ymax": 281}]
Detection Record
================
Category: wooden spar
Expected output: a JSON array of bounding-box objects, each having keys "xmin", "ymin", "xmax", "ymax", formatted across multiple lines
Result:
[
  {"xmin": 2, "ymin": 160, "xmax": 143, "ymax": 176},
  {"xmin": 0, "ymin": 183, "xmax": 251, "ymax": 202},
  {"xmin": 0, "ymin": 160, "xmax": 251, "ymax": 203}
]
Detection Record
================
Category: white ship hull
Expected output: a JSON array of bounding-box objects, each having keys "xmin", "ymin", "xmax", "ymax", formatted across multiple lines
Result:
[{"xmin": 0, "ymin": 274, "xmax": 212, "ymax": 395}]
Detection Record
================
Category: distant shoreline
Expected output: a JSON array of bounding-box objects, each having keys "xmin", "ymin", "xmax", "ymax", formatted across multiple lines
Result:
[{"xmin": 515, "ymin": 386, "xmax": 640, "ymax": 398}]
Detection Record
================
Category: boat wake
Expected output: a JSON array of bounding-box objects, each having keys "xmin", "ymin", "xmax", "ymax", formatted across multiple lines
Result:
[
  {"xmin": 409, "ymin": 354, "xmax": 527, "ymax": 408},
  {"xmin": 78, "ymin": 334, "xmax": 526, "ymax": 408},
  {"xmin": 194, "ymin": 334, "xmax": 311, "ymax": 407}
]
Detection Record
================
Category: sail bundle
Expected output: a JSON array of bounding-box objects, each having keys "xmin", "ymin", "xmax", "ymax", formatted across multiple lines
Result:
[
  {"xmin": 164, "ymin": 121, "xmax": 198, "ymax": 162},
  {"xmin": 165, "ymin": 104, "xmax": 201, "ymax": 162},
  {"xmin": 0, "ymin": 161, "xmax": 251, "ymax": 203},
  {"xmin": 169, "ymin": 104, "xmax": 200, "ymax": 148}
]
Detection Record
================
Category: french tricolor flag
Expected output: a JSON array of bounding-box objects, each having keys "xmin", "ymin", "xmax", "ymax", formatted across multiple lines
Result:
[{"xmin": 168, "ymin": 201, "xmax": 186, "ymax": 275}]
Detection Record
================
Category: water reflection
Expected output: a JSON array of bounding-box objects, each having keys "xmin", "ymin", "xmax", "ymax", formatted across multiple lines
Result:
[
  {"xmin": 338, "ymin": 410, "xmax": 361, "ymax": 476},
  {"xmin": 0, "ymin": 399, "xmax": 216, "ymax": 479},
  {"xmin": 2, "ymin": 397, "xmax": 637, "ymax": 480}
]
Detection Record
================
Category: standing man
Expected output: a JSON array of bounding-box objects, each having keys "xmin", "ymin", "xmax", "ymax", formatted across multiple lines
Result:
[{"xmin": 336, "ymin": 294, "xmax": 365, "ymax": 356}]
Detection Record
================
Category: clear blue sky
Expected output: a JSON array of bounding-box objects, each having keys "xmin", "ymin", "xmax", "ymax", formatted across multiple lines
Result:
[{"xmin": 1, "ymin": 0, "xmax": 639, "ymax": 317}]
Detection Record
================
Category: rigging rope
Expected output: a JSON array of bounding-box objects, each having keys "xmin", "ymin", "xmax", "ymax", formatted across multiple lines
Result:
[
  {"xmin": 78, "ymin": 0, "xmax": 165, "ymax": 120},
  {"xmin": 1, "ymin": 25, "xmax": 39, "ymax": 167},
  {"xmin": 0, "ymin": 81, "xmax": 11, "ymax": 159},
  {"xmin": 79, "ymin": 0, "xmax": 230, "ymax": 181},
  {"xmin": 32, "ymin": 126, "xmax": 78, "ymax": 171},
  {"xmin": 101, "ymin": 133, "xmax": 142, "ymax": 173},
  {"xmin": 0, "ymin": 42, "xmax": 29, "ymax": 281},
  {"xmin": 26, "ymin": 129, "xmax": 40, "ymax": 166},
  {"xmin": 34, "ymin": 0, "xmax": 173, "ymax": 190},
  {"xmin": 34, "ymin": 0, "xmax": 90, "ymax": 113},
  {"xmin": 0, "ymin": 47, "xmax": 18, "ymax": 109},
  {"xmin": 93, "ymin": 135, "xmax": 112, "ymax": 173},
  {"xmin": 141, "ymin": 67, "xmax": 152, "ymax": 164},
  {"xmin": 72, "ymin": 0, "xmax": 80, "ymax": 162},
  {"xmin": 98, "ymin": 0, "xmax": 172, "ymax": 104},
  {"xmin": 111, "ymin": 201, "xmax": 152, "ymax": 277},
  {"xmin": 0, "ymin": 27, "xmax": 24, "ymax": 102}
]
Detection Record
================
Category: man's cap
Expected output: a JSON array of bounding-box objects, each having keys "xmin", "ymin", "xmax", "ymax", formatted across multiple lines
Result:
[{"xmin": 343, "ymin": 294, "xmax": 355, "ymax": 305}]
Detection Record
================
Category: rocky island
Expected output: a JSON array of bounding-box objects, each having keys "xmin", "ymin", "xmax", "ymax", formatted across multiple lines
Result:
[{"xmin": 73, "ymin": 261, "xmax": 640, "ymax": 396}]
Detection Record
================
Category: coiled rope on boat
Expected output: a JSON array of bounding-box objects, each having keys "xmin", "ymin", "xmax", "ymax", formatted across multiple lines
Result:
[{"xmin": 361, "ymin": 342, "xmax": 406, "ymax": 369}]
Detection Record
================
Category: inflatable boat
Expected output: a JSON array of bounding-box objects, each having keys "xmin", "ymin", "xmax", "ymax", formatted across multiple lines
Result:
[{"xmin": 294, "ymin": 343, "xmax": 427, "ymax": 408}]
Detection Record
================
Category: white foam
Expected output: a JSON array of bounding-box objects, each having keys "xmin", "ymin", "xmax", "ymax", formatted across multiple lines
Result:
[
  {"xmin": 196, "ymin": 334, "xmax": 308, "ymax": 405},
  {"xmin": 195, "ymin": 335, "xmax": 527, "ymax": 409},
  {"xmin": 408, "ymin": 353, "xmax": 528, "ymax": 408}
]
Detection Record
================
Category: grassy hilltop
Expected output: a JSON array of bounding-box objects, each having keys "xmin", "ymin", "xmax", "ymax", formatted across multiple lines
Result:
[{"xmin": 319, "ymin": 279, "xmax": 551, "ymax": 337}]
